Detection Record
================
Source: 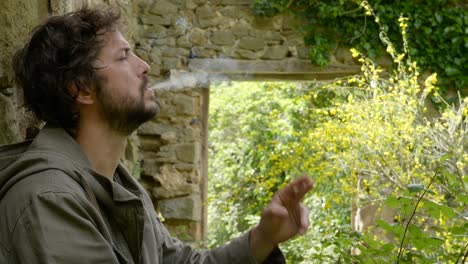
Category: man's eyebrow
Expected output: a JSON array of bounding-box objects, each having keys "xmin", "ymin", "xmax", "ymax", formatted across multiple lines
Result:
[{"xmin": 116, "ymin": 46, "xmax": 131, "ymax": 55}]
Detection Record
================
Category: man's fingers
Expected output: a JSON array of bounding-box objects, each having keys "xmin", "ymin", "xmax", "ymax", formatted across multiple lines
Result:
[
  {"xmin": 278, "ymin": 176, "xmax": 313, "ymax": 205},
  {"xmin": 298, "ymin": 205, "xmax": 310, "ymax": 235}
]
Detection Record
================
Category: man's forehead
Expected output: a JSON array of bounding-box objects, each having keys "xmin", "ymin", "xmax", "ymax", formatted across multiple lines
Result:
[{"xmin": 97, "ymin": 30, "xmax": 130, "ymax": 54}]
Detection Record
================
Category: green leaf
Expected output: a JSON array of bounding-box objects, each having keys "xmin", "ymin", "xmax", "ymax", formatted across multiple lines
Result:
[
  {"xmin": 385, "ymin": 196, "xmax": 400, "ymax": 208},
  {"xmin": 440, "ymin": 205, "xmax": 457, "ymax": 218},
  {"xmin": 425, "ymin": 237, "xmax": 444, "ymax": 247},
  {"xmin": 407, "ymin": 184, "xmax": 424, "ymax": 193},
  {"xmin": 457, "ymin": 195, "xmax": 468, "ymax": 204},
  {"xmin": 445, "ymin": 67, "xmax": 460, "ymax": 76}
]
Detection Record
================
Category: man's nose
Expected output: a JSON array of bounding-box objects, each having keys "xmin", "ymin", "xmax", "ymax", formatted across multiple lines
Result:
[{"xmin": 137, "ymin": 55, "xmax": 150, "ymax": 75}]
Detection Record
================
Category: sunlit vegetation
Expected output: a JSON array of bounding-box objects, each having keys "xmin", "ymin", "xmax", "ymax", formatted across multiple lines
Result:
[{"xmin": 208, "ymin": 12, "xmax": 467, "ymax": 263}]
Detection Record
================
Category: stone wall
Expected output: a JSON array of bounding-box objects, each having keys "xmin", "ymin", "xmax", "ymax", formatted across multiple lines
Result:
[{"xmin": 0, "ymin": 0, "xmax": 360, "ymax": 244}]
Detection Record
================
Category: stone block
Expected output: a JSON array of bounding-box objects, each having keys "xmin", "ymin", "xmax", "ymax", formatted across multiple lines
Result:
[
  {"xmin": 238, "ymin": 37, "xmax": 265, "ymax": 51},
  {"xmin": 263, "ymin": 31, "xmax": 284, "ymax": 41},
  {"xmin": 160, "ymin": 46, "xmax": 190, "ymax": 57},
  {"xmin": 195, "ymin": 4, "xmax": 215, "ymax": 19},
  {"xmin": 220, "ymin": 6, "xmax": 253, "ymax": 22},
  {"xmin": 174, "ymin": 163, "xmax": 196, "ymax": 172},
  {"xmin": 210, "ymin": 31, "xmax": 236, "ymax": 46},
  {"xmin": 161, "ymin": 131, "xmax": 177, "ymax": 144},
  {"xmin": 175, "ymin": 143, "xmax": 200, "ymax": 163},
  {"xmin": 189, "ymin": 28, "xmax": 208, "ymax": 45},
  {"xmin": 193, "ymin": 0, "xmax": 207, "ymax": 5},
  {"xmin": 185, "ymin": 0, "xmax": 197, "ymax": 10},
  {"xmin": 177, "ymin": 35, "xmax": 192, "ymax": 48},
  {"xmin": 253, "ymin": 16, "xmax": 282, "ymax": 30},
  {"xmin": 191, "ymin": 47, "xmax": 217, "ymax": 58},
  {"xmin": 0, "ymin": 93, "xmax": 18, "ymax": 144},
  {"xmin": 153, "ymin": 184, "xmax": 199, "ymax": 199},
  {"xmin": 173, "ymin": 94, "xmax": 197, "ymax": 115},
  {"xmin": 197, "ymin": 17, "xmax": 220, "ymax": 29},
  {"xmin": 154, "ymin": 37, "xmax": 176, "ymax": 47},
  {"xmin": 143, "ymin": 25, "xmax": 167, "ymax": 39},
  {"xmin": 150, "ymin": 0, "xmax": 178, "ymax": 16},
  {"xmin": 162, "ymin": 57, "xmax": 183, "ymax": 70},
  {"xmin": 232, "ymin": 21, "xmax": 251, "ymax": 37},
  {"xmin": 138, "ymin": 122, "xmax": 177, "ymax": 136},
  {"xmin": 140, "ymin": 14, "xmax": 172, "ymax": 26},
  {"xmin": 159, "ymin": 195, "xmax": 202, "ymax": 221},
  {"xmin": 262, "ymin": 45, "xmax": 289, "ymax": 60},
  {"xmin": 236, "ymin": 49, "xmax": 263, "ymax": 60}
]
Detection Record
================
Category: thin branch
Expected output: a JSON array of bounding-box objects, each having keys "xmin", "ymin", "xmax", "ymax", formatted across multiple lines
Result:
[{"xmin": 396, "ymin": 173, "xmax": 438, "ymax": 263}]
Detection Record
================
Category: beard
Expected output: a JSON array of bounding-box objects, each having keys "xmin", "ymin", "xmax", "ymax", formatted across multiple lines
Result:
[{"xmin": 95, "ymin": 76, "xmax": 159, "ymax": 135}]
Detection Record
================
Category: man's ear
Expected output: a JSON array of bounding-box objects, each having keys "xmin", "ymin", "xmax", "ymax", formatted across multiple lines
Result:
[{"xmin": 68, "ymin": 81, "xmax": 95, "ymax": 105}]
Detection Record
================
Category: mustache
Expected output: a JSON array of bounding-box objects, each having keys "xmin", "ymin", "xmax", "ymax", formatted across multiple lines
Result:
[{"xmin": 141, "ymin": 76, "xmax": 149, "ymax": 92}]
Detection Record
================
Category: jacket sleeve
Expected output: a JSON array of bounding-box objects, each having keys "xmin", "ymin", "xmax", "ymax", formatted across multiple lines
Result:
[
  {"xmin": 12, "ymin": 191, "xmax": 121, "ymax": 264},
  {"xmin": 156, "ymin": 217, "xmax": 286, "ymax": 264}
]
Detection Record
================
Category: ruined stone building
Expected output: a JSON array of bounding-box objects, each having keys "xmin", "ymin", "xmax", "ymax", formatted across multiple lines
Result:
[{"xmin": 0, "ymin": 0, "xmax": 360, "ymax": 243}]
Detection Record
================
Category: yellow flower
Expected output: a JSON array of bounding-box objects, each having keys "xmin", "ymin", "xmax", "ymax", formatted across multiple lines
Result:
[{"xmin": 350, "ymin": 48, "xmax": 360, "ymax": 58}]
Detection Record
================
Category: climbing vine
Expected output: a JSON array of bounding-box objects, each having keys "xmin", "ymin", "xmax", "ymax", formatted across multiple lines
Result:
[{"xmin": 251, "ymin": 0, "xmax": 467, "ymax": 91}]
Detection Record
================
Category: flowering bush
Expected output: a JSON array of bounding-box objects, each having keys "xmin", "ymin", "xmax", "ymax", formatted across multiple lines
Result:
[{"xmin": 208, "ymin": 10, "xmax": 467, "ymax": 263}]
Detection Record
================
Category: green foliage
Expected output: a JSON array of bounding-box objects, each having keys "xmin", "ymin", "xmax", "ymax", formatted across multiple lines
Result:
[
  {"xmin": 208, "ymin": 13, "xmax": 468, "ymax": 262},
  {"xmin": 251, "ymin": 0, "xmax": 467, "ymax": 91}
]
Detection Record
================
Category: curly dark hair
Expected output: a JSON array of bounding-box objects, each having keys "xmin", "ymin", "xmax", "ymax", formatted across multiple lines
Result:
[{"xmin": 12, "ymin": 7, "xmax": 121, "ymax": 134}]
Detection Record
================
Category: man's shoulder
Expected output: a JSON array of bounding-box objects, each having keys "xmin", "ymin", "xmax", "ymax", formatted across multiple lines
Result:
[{"xmin": 0, "ymin": 169, "xmax": 88, "ymax": 217}]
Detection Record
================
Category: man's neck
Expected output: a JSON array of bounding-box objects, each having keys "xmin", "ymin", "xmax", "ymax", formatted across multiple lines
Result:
[{"xmin": 75, "ymin": 121, "xmax": 127, "ymax": 180}]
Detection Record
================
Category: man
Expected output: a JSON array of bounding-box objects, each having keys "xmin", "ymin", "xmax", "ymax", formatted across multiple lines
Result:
[{"xmin": 0, "ymin": 7, "xmax": 313, "ymax": 264}]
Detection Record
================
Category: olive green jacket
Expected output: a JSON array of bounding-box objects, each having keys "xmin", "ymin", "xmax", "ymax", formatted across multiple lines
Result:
[{"xmin": 0, "ymin": 125, "xmax": 284, "ymax": 264}]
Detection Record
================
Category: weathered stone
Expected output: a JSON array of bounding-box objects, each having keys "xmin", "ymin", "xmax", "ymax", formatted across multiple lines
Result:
[
  {"xmin": 263, "ymin": 31, "xmax": 284, "ymax": 41},
  {"xmin": 189, "ymin": 28, "xmax": 208, "ymax": 45},
  {"xmin": 150, "ymin": 0, "xmax": 178, "ymax": 16},
  {"xmin": 148, "ymin": 64, "xmax": 161, "ymax": 77},
  {"xmin": 335, "ymin": 47, "xmax": 355, "ymax": 65},
  {"xmin": 210, "ymin": 31, "xmax": 236, "ymax": 46},
  {"xmin": 182, "ymin": 127, "xmax": 197, "ymax": 142},
  {"xmin": 140, "ymin": 14, "xmax": 172, "ymax": 26},
  {"xmin": 220, "ymin": 6, "xmax": 252, "ymax": 21},
  {"xmin": 193, "ymin": 0, "xmax": 207, "ymax": 5},
  {"xmin": 153, "ymin": 184, "xmax": 199, "ymax": 199},
  {"xmin": 175, "ymin": 143, "xmax": 200, "ymax": 163},
  {"xmin": 262, "ymin": 45, "xmax": 289, "ymax": 60},
  {"xmin": 236, "ymin": 49, "xmax": 263, "ymax": 60},
  {"xmin": 191, "ymin": 47, "xmax": 217, "ymax": 58},
  {"xmin": 139, "ymin": 137, "xmax": 162, "ymax": 152},
  {"xmin": 143, "ymin": 25, "xmax": 167, "ymax": 39},
  {"xmin": 297, "ymin": 46, "xmax": 310, "ymax": 59},
  {"xmin": 174, "ymin": 163, "xmax": 196, "ymax": 172},
  {"xmin": 176, "ymin": 35, "xmax": 192, "ymax": 48},
  {"xmin": 238, "ymin": 37, "xmax": 265, "ymax": 51},
  {"xmin": 138, "ymin": 122, "xmax": 177, "ymax": 136},
  {"xmin": 231, "ymin": 21, "xmax": 250, "ymax": 37},
  {"xmin": 195, "ymin": 4, "xmax": 215, "ymax": 19},
  {"xmin": 0, "ymin": 93, "xmax": 18, "ymax": 144},
  {"xmin": 253, "ymin": 16, "xmax": 282, "ymax": 30},
  {"xmin": 197, "ymin": 17, "xmax": 220, "ymax": 29},
  {"xmin": 154, "ymin": 37, "xmax": 176, "ymax": 47},
  {"xmin": 185, "ymin": 0, "xmax": 197, "ymax": 10},
  {"xmin": 161, "ymin": 131, "xmax": 177, "ymax": 144},
  {"xmin": 150, "ymin": 49, "xmax": 162, "ymax": 64},
  {"xmin": 173, "ymin": 94, "xmax": 197, "ymax": 115},
  {"xmin": 162, "ymin": 57, "xmax": 183, "ymax": 70},
  {"xmin": 160, "ymin": 46, "xmax": 190, "ymax": 57},
  {"xmin": 159, "ymin": 195, "xmax": 202, "ymax": 221}
]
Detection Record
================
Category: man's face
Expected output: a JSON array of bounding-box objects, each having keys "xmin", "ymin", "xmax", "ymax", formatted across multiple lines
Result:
[{"xmin": 93, "ymin": 29, "xmax": 158, "ymax": 135}]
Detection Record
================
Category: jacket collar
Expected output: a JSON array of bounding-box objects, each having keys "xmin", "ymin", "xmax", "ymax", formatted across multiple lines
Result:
[{"xmin": 30, "ymin": 124, "xmax": 141, "ymax": 204}]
